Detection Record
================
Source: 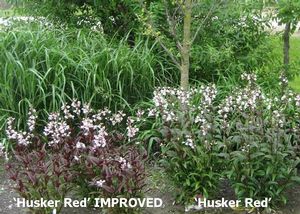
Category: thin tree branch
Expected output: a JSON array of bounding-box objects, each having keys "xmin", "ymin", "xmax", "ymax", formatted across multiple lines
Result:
[
  {"xmin": 163, "ymin": 0, "xmax": 182, "ymax": 50},
  {"xmin": 157, "ymin": 37, "xmax": 181, "ymax": 68},
  {"xmin": 191, "ymin": 0, "xmax": 224, "ymax": 44},
  {"xmin": 138, "ymin": 0, "xmax": 181, "ymax": 68}
]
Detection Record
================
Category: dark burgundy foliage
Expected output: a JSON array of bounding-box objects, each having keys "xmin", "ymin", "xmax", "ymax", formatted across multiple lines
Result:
[{"xmin": 5, "ymin": 103, "xmax": 147, "ymax": 214}]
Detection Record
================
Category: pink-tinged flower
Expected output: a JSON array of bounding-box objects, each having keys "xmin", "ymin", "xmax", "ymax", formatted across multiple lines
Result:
[
  {"xmin": 126, "ymin": 126, "xmax": 139, "ymax": 139},
  {"xmin": 0, "ymin": 143, "xmax": 4, "ymax": 157},
  {"xmin": 136, "ymin": 109, "xmax": 145, "ymax": 118},
  {"xmin": 92, "ymin": 126, "xmax": 107, "ymax": 148},
  {"xmin": 44, "ymin": 113, "xmax": 70, "ymax": 145},
  {"xmin": 118, "ymin": 157, "xmax": 132, "ymax": 170},
  {"xmin": 110, "ymin": 110, "xmax": 125, "ymax": 125},
  {"xmin": 90, "ymin": 179, "xmax": 106, "ymax": 188},
  {"xmin": 6, "ymin": 117, "xmax": 18, "ymax": 140},
  {"xmin": 76, "ymin": 142, "xmax": 86, "ymax": 149},
  {"xmin": 126, "ymin": 117, "xmax": 139, "ymax": 139},
  {"xmin": 92, "ymin": 108, "xmax": 112, "ymax": 122},
  {"xmin": 61, "ymin": 105, "xmax": 74, "ymax": 120},
  {"xmin": 6, "ymin": 117, "xmax": 32, "ymax": 146},
  {"xmin": 27, "ymin": 107, "xmax": 37, "ymax": 132},
  {"xmin": 80, "ymin": 117, "xmax": 94, "ymax": 135},
  {"xmin": 71, "ymin": 99, "xmax": 81, "ymax": 115},
  {"xmin": 82, "ymin": 103, "xmax": 92, "ymax": 115}
]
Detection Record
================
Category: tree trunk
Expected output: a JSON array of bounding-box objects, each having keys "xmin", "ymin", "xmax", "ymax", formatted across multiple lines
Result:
[
  {"xmin": 283, "ymin": 22, "xmax": 291, "ymax": 73},
  {"xmin": 180, "ymin": 0, "xmax": 192, "ymax": 90}
]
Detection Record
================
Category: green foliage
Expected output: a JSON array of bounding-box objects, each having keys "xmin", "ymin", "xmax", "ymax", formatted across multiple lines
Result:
[
  {"xmin": 143, "ymin": 86, "xmax": 225, "ymax": 203},
  {"xmin": 0, "ymin": 23, "xmax": 169, "ymax": 137},
  {"xmin": 8, "ymin": 0, "xmax": 147, "ymax": 40},
  {"xmin": 259, "ymin": 36, "xmax": 300, "ymax": 91},
  {"xmin": 190, "ymin": 1, "xmax": 270, "ymax": 82},
  {"xmin": 8, "ymin": 0, "xmax": 279, "ymax": 88},
  {"xmin": 290, "ymin": 76, "xmax": 300, "ymax": 92},
  {"xmin": 145, "ymin": 0, "xmax": 272, "ymax": 85},
  {"xmin": 225, "ymin": 93, "xmax": 300, "ymax": 208},
  {"xmin": 161, "ymin": 143, "xmax": 222, "ymax": 203},
  {"xmin": 276, "ymin": 0, "xmax": 300, "ymax": 32},
  {"xmin": 217, "ymin": 77, "xmax": 300, "ymax": 209},
  {"xmin": 140, "ymin": 75, "xmax": 300, "ymax": 209}
]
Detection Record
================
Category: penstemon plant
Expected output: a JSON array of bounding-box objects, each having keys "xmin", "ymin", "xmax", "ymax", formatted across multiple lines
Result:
[
  {"xmin": 5, "ymin": 100, "xmax": 147, "ymax": 214},
  {"xmin": 218, "ymin": 74, "xmax": 300, "ymax": 210},
  {"xmin": 142, "ymin": 73, "xmax": 300, "ymax": 211},
  {"xmin": 146, "ymin": 85, "xmax": 223, "ymax": 204}
]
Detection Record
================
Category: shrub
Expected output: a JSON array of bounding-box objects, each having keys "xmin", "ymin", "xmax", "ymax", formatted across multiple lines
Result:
[{"xmin": 5, "ymin": 100, "xmax": 147, "ymax": 214}]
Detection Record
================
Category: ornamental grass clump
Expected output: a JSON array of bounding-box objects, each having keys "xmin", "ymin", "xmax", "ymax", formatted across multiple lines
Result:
[
  {"xmin": 144, "ymin": 73, "xmax": 300, "ymax": 210},
  {"xmin": 5, "ymin": 100, "xmax": 147, "ymax": 214},
  {"xmin": 0, "ymin": 25, "xmax": 168, "ymax": 140}
]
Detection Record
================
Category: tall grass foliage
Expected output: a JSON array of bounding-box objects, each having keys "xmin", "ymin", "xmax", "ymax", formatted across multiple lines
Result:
[{"xmin": 0, "ymin": 24, "xmax": 170, "ymax": 138}]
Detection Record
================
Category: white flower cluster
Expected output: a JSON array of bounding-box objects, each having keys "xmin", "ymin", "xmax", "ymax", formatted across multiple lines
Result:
[
  {"xmin": 27, "ymin": 108, "xmax": 37, "ymax": 132},
  {"xmin": 200, "ymin": 84, "xmax": 217, "ymax": 107},
  {"xmin": 194, "ymin": 85, "xmax": 217, "ymax": 135},
  {"xmin": 93, "ymin": 125, "xmax": 108, "ymax": 149},
  {"xmin": 82, "ymin": 103, "xmax": 92, "ymax": 115},
  {"xmin": 126, "ymin": 118, "xmax": 139, "ymax": 139},
  {"xmin": 61, "ymin": 104, "xmax": 74, "ymax": 120},
  {"xmin": 76, "ymin": 142, "xmax": 86, "ymax": 149},
  {"xmin": 218, "ymin": 86, "xmax": 264, "ymax": 122},
  {"xmin": 110, "ymin": 110, "xmax": 126, "ymax": 125},
  {"xmin": 195, "ymin": 114, "xmax": 212, "ymax": 136},
  {"xmin": 182, "ymin": 136, "xmax": 195, "ymax": 149},
  {"xmin": 279, "ymin": 73, "xmax": 288, "ymax": 86},
  {"xmin": 295, "ymin": 95, "xmax": 300, "ymax": 107},
  {"xmin": 61, "ymin": 99, "xmax": 91, "ymax": 120},
  {"xmin": 90, "ymin": 179, "xmax": 106, "ymax": 188},
  {"xmin": 6, "ymin": 101, "xmax": 141, "ymax": 148},
  {"xmin": 44, "ymin": 113, "xmax": 71, "ymax": 145},
  {"xmin": 81, "ymin": 117, "xmax": 94, "ymax": 135},
  {"xmin": 241, "ymin": 73, "xmax": 257, "ymax": 83},
  {"xmin": 136, "ymin": 109, "xmax": 145, "ymax": 122},
  {"xmin": 151, "ymin": 73, "xmax": 300, "ymax": 152},
  {"xmin": 76, "ymin": 16, "xmax": 103, "ymax": 32},
  {"xmin": 0, "ymin": 16, "xmax": 53, "ymax": 29},
  {"xmin": 71, "ymin": 99, "xmax": 82, "ymax": 115},
  {"xmin": 118, "ymin": 157, "xmax": 132, "ymax": 170},
  {"xmin": 148, "ymin": 108, "xmax": 157, "ymax": 117},
  {"xmin": 92, "ymin": 108, "xmax": 112, "ymax": 122},
  {"xmin": 241, "ymin": 144, "xmax": 250, "ymax": 152},
  {"xmin": 6, "ymin": 108, "xmax": 37, "ymax": 146},
  {"xmin": 281, "ymin": 90, "xmax": 295, "ymax": 103},
  {"xmin": 272, "ymin": 110, "xmax": 285, "ymax": 128},
  {"xmin": 0, "ymin": 143, "xmax": 4, "ymax": 157},
  {"xmin": 153, "ymin": 87, "xmax": 196, "ymax": 122},
  {"xmin": 6, "ymin": 117, "xmax": 32, "ymax": 146}
]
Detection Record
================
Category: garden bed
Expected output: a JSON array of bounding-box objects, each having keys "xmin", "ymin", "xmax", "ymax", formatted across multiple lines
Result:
[
  {"xmin": 1, "ymin": 160, "xmax": 300, "ymax": 214},
  {"xmin": 1, "ymin": 2, "xmax": 300, "ymax": 214}
]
